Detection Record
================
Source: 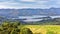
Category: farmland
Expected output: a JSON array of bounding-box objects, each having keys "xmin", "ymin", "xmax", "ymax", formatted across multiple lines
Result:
[{"xmin": 23, "ymin": 25, "xmax": 60, "ymax": 34}]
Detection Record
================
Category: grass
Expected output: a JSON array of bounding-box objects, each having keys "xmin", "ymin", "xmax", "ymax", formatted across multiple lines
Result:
[{"xmin": 22, "ymin": 25, "xmax": 60, "ymax": 34}]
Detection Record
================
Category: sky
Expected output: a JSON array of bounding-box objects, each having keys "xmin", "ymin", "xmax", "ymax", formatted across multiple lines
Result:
[{"xmin": 0, "ymin": 0, "xmax": 60, "ymax": 9}]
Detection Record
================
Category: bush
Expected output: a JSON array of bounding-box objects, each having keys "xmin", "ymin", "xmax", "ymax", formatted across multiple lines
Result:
[
  {"xmin": 11, "ymin": 31, "xmax": 18, "ymax": 34},
  {"xmin": 20, "ymin": 28, "xmax": 33, "ymax": 34},
  {"xmin": 0, "ymin": 21, "xmax": 21, "ymax": 34}
]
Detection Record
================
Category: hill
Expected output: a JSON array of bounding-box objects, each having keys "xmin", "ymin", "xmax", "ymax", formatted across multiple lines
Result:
[{"xmin": 0, "ymin": 8, "xmax": 60, "ymax": 18}]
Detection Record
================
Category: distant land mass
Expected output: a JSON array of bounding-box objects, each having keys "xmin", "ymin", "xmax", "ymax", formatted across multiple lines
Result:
[{"xmin": 0, "ymin": 7, "xmax": 60, "ymax": 18}]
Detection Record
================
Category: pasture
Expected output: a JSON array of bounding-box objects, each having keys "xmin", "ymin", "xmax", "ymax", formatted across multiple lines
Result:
[{"xmin": 23, "ymin": 25, "xmax": 60, "ymax": 34}]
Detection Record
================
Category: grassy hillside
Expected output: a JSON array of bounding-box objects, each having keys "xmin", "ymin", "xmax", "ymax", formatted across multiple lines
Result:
[
  {"xmin": 23, "ymin": 25, "xmax": 60, "ymax": 34},
  {"xmin": 0, "ymin": 20, "xmax": 60, "ymax": 34}
]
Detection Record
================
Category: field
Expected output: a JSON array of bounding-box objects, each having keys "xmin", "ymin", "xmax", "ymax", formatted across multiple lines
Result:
[{"xmin": 23, "ymin": 25, "xmax": 60, "ymax": 34}]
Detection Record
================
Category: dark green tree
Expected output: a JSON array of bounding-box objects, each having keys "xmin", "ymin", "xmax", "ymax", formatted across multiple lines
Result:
[{"xmin": 20, "ymin": 28, "xmax": 33, "ymax": 34}]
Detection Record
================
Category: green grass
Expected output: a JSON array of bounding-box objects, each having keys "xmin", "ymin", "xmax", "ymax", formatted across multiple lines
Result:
[{"xmin": 23, "ymin": 25, "xmax": 60, "ymax": 34}]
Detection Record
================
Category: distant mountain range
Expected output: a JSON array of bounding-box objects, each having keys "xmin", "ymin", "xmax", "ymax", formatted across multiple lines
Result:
[{"xmin": 0, "ymin": 8, "xmax": 60, "ymax": 18}]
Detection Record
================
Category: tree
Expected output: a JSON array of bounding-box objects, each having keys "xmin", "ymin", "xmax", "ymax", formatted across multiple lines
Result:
[
  {"xmin": 20, "ymin": 28, "xmax": 33, "ymax": 34},
  {"xmin": 0, "ymin": 21, "xmax": 21, "ymax": 34}
]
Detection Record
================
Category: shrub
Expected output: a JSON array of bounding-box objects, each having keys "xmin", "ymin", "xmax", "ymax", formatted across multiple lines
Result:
[
  {"xmin": 20, "ymin": 28, "xmax": 33, "ymax": 34},
  {"xmin": 0, "ymin": 21, "xmax": 21, "ymax": 34}
]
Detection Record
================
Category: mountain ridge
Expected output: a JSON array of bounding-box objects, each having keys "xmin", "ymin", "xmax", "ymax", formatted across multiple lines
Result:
[{"xmin": 0, "ymin": 8, "xmax": 60, "ymax": 18}]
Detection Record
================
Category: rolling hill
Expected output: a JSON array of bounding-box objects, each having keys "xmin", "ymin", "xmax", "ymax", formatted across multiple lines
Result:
[{"xmin": 0, "ymin": 8, "xmax": 60, "ymax": 18}]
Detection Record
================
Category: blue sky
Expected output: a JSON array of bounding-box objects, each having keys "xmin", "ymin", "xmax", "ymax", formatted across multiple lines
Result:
[{"xmin": 0, "ymin": 0, "xmax": 60, "ymax": 9}]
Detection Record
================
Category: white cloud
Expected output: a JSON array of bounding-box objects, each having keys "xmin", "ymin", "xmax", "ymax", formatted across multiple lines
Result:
[
  {"xmin": 20, "ymin": 0, "xmax": 36, "ymax": 2},
  {"xmin": 0, "ymin": 0, "xmax": 59, "ymax": 9}
]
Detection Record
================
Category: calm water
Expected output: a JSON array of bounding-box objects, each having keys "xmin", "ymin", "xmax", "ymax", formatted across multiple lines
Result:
[
  {"xmin": 18, "ymin": 15, "xmax": 60, "ymax": 19},
  {"xmin": 13, "ymin": 15, "xmax": 60, "ymax": 22}
]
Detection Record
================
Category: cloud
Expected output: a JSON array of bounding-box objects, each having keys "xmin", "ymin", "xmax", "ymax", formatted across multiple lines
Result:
[
  {"xmin": 0, "ymin": 0, "xmax": 60, "ymax": 9},
  {"xmin": 20, "ymin": 0, "xmax": 36, "ymax": 2}
]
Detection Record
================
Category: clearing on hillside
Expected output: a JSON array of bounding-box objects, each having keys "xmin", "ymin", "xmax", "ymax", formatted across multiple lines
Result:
[{"xmin": 23, "ymin": 25, "xmax": 60, "ymax": 34}]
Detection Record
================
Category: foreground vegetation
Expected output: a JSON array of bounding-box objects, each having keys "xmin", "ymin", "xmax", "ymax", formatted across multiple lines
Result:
[
  {"xmin": 24, "ymin": 25, "xmax": 60, "ymax": 34},
  {"xmin": 0, "ymin": 21, "xmax": 60, "ymax": 34},
  {"xmin": 0, "ymin": 21, "xmax": 33, "ymax": 34}
]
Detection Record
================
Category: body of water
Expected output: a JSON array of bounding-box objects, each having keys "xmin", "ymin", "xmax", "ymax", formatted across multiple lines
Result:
[{"xmin": 12, "ymin": 15, "xmax": 60, "ymax": 22}]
